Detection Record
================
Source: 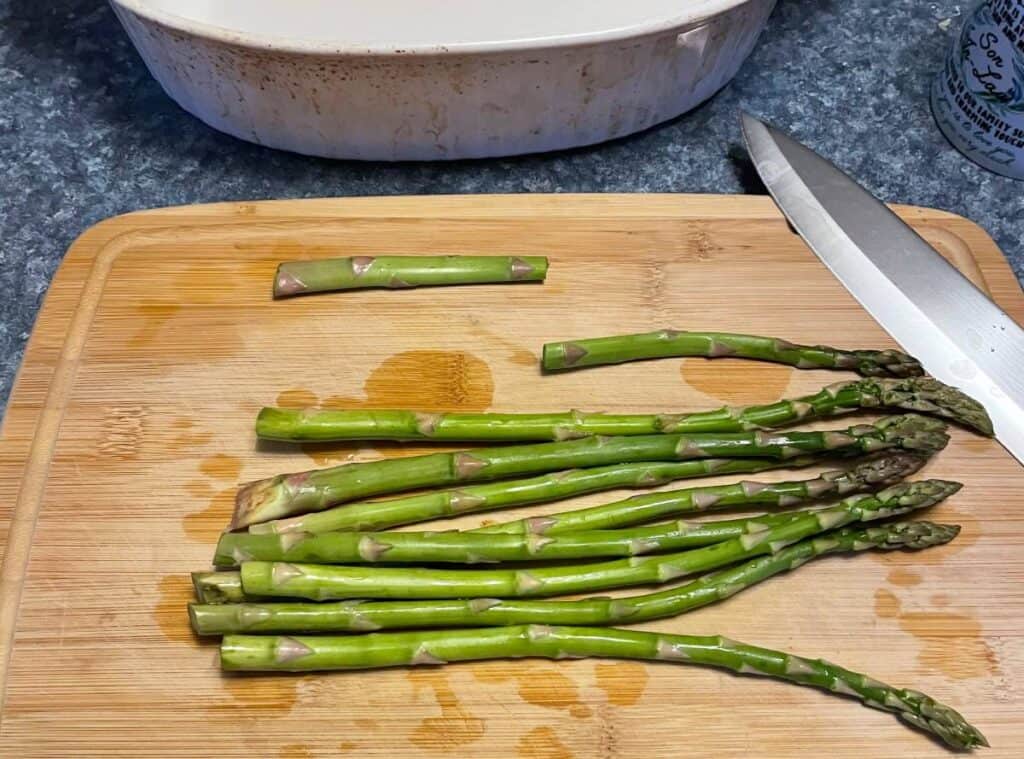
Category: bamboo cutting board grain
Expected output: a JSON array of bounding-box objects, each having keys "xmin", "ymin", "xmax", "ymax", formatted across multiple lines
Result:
[{"xmin": 0, "ymin": 194, "xmax": 1021, "ymax": 757}]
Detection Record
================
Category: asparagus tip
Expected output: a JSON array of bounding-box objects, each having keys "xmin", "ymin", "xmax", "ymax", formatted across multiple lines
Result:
[{"xmin": 872, "ymin": 377, "xmax": 994, "ymax": 437}]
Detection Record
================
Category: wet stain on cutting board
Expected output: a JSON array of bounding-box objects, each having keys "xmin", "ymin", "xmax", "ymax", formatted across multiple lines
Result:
[
  {"xmin": 468, "ymin": 322, "xmax": 539, "ymax": 367},
  {"xmin": 212, "ymin": 675, "xmax": 301, "ymax": 716},
  {"xmin": 200, "ymin": 454, "xmax": 242, "ymax": 481},
  {"xmin": 277, "ymin": 388, "xmax": 320, "ymax": 409},
  {"xmin": 887, "ymin": 567, "xmax": 922, "ymax": 587},
  {"xmin": 472, "ymin": 662, "xmax": 591, "ymax": 718},
  {"xmin": 680, "ymin": 359, "xmax": 792, "ymax": 405},
  {"xmin": 359, "ymin": 350, "xmax": 494, "ymax": 410},
  {"xmin": 183, "ymin": 455, "xmax": 245, "ymax": 541},
  {"xmin": 182, "ymin": 487, "xmax": 235, "ymax": 542},
  {"xmin": 130, "ymin": 301, "xmax": 181, "ymax": 349},
  {"xmin": 279, "ymin": 745, "xmax": 312, "ymax": 759},
  {"xmin": 593, "ymin": 662, "xmax": 649, "ymax": 706},
  {"xmin": 154, "ymin": 575, "xmax": 198, "ymax": 645},
  {"xmin": 407, "ymin": 669, "xmax": 486, "ymax": 750},
  {"xmin": 127, "ymin": 297, "xmax": 244, "ymax": 360},
  {"xmin": 518, "ymin": 726, "xmax": 575, "ymax": 759},
  {"xmin": 874, "ymin": 588, "xmax": 997, "ymax": 679}
]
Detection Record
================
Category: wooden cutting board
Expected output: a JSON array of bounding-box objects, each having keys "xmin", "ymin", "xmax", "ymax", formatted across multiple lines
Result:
[{"xmin": 0, "ymin": 194, "xmax": 1021, "ymax": 758}]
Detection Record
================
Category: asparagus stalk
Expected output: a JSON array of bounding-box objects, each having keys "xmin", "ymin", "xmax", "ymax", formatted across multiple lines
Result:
[
  {"xmin": 219, "ymin": 506, "xmax": 808, "ymax": 567},
  {"xmin": 473, "ymin": 453, "xmax": 922, "ymax": 536},
  {"xmin": 239, "ymin": 480, "xmax": 958, "ymax": 600},
  {"xmin": 255, "ymin": 377, "xmax": 991, "ymax": 442},
  {"xmin": 273, "ymin": 255, "xmax": 548, "ymax": 298},
  {"xmin": 220, "ymin": 625, "xmax": 986, "ymax": 750},
  {"xmin": 250, "ymin": 454, "xmax": 841, "ymax": 536},
  {"xmin": 192, "ymin": 521, "xmax": 959, "ymax": 633},
  {"xmin": 541, "ymin": 330, "xmax": 924, "ymax": 378},
  {"xmin": 233, "ymin": 415, "xmax": 948, "ymax": 528},
  {"xmin": 201, "ymin": 507, "xmax": 854, "ymax": 601},
  {"xmin": 215, "ymin": 461, "xmax": 928, "ymax": 566}
]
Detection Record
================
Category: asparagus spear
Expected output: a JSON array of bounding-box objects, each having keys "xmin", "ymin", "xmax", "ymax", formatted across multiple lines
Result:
[
  {"xmin": 541, "ymin": 330, "xmax": 924, "ymax": 377},
  {"xmin": 273, "ymin": 255, "xmax": 548, "ymax": 298},
  {"xmin": 255, "ymin": 377, "xmax": 991, "ymax": 442},
  {"xmin": 239, "ymin": 481, "xmax": 958, "ymax": 600},
  {"xmin": 473, "ymin": 453, "xmax": 922, "ymax": 537},
  {"xmin": 199, "ymin": 507, "xmax": 875, "ymax": 601},
  {"xmin": 192, "ymin": 521, "xmax": 959, "ymax": 633},
  {"xmin": 220, "ymin": 625, "xmax": 986, "ymax": 750},
  {"xmin": 215, "ymin": 464, "xmax": 929, "ymax": 566},
  {"xmin": 219, "ymin": 506, "xmax": 806, "ymax": 567},
  {"xmin": 233, "ymin": 415, "xmax": 948, "ymax": 528},
  {"xmin": 250, "ymin": 454, "xmax": 843, "ymax": 536}
]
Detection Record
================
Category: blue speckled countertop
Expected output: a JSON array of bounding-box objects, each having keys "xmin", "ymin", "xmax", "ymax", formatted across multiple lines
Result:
[{"xmin": 1, "ymin": 0, "xmax": 1021, "ymax": 416}]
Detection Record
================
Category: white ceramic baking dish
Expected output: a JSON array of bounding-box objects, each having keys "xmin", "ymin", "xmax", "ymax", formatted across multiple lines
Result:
[{"xmin": 110, "ymin": 0, "xmax": 776, "ymax": 160}]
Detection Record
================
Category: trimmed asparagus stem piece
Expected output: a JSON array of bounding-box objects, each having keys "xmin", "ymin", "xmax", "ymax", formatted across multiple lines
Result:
[
  {"xmin": 255, "ymin": 377, "xmax": 991, "ymax": 441},
  {"xmin": 250, "ymin": 455, "xmax": 837, "ymax": 536},
  {"xmin": 219, "ymin": 625, "xmax": 986, "ymax": 750},
  {"xmin": 192, "ymin": 521, "xmax": 959, "ymax": 633},
  {"xmin": 542, "ymin": 330, "xmax": 924, "ymax": 378},
  {"xmin": 273, "ymin": 255, "xmax": 548, "ymax": 298},
  {"xmin": 233, "ymin": 415, "xmax": 949, "ymax": 529},
  {"xmin": 472, "ymin": 453, "xmax": 923, "ymax": 536},
  {"xmin": 239, "ymin": 481, "xmax": 958, "ymax": 600},
  {"xmin": 215, "ymin": 458, "xmax": 926, "ymax": 567},
  {"xmin": 192, "ymin": 571, "xmax": 246, "ymax": 604}
]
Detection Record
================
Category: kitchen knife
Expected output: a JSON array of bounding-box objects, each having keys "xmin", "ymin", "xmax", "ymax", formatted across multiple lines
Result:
[{"xmin": 740, "ymin": 112, "xmax": 1024, "ymax": 464}]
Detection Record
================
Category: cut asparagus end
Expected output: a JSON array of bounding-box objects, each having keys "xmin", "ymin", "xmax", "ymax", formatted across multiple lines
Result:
[
  {"xmin": 273, "ymin": 263, "xmax": 309, "ymax": 298},
  {"xmin": 232, "ymin": 474, "xmax": 301, "ymax": 530},
  {"xmin": 191, "ymin": 570, "xmax": 245, "ymax": 604}
]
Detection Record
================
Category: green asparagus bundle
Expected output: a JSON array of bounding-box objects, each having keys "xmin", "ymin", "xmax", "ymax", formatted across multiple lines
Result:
[
  {"xmin": 471, "ymin": 453, "xmax": 922, "ymax": 537},
  {"xmin": 220, "ymin": 625, "xmax": 986, "ymax": 749},
  {"xmin": 541, "ymin": 330, "xmax": 924, "ymax": 377},
  {"xmin": 233, "ymin": 415, "xmax": 948, "ymax": 528},
  {"xmin": 250, "ymin": 454, "xmax": 859, "ymax": 536},
  {"xmin": 255, "ymin": 377, "xmax": 991, "ymax": 442},
  {"xmin": 218, "ymin": 506, "xmax": 814, "ymax": 567},
  {"xmin": 273, "ymin": 255, "xmax": 548, "ymax": 298},
  {"xmin": 215, "ymin": 463, "xmax": 934, "ymax": 566},
  {"xmin": 193, "ymin": 521, "xmax": 959, "ymax": 634},
  {"xmin": 250, "ymin": 453, "xmax": 920, "ymax": 538},
  {"xmin": 237, "ymin": 481, "xmax": 958, "ymax": 600}
]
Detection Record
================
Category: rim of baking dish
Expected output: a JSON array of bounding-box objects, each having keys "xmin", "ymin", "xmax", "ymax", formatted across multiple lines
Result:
[{"xmin": 111, "ymin": 0, "xmax": 758, "ymax": 56}]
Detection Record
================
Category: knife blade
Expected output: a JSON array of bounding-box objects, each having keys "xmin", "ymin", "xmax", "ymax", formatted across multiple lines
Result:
[{"xmin": 740, "ymin": 112, "xmax": 1024, "ymax": 464}]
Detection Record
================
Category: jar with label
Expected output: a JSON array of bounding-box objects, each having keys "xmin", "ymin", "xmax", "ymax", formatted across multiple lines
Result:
[{"xmin": 931, "ymin": 0, "xmax": 1024, "ymax": 179}]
